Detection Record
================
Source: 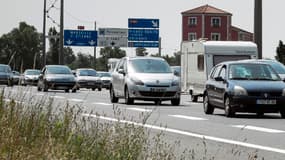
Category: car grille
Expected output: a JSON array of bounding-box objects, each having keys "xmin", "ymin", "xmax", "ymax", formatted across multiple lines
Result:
[
  {"xmin": 139, "ymin": 91, "xmax": 176, "ymax": 97},
  {"xmin": 247, "ymin": 91, "xmax": 282, "ymax": 97}
]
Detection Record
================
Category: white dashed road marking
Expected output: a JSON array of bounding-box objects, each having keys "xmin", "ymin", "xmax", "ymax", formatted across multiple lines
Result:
[
  {"xmin": 93, "ymin": 102, "xmax": 113, "ymax": 106},
  {"xmin": 169, "ymin": 114, "xmax": 208, "ymax": 121},
  {"xmin": 68, "ymin": 98, "xmax": 84, "ymax": 102},
  {"xmin": 82, "ymin": 114, "xmax": 285, "ymax": 154},
  {"xmin": 127, "ymin": 108, "xmax": 153, "ymax": 112},
  {"xmin": 50, "ymin": 96, "xmax": 65, "ymax": 99},
  {"xmin": 232, "ymin": 125, "xmax": 285, "ymax": 133}
]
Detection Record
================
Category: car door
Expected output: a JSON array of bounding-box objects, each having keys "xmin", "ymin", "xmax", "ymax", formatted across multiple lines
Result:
[
  {"xmin": 206, "ymin": 65, "xmax": 222, "ymax": 106},
  {"xmin": 214, "ymin": 65, "xmax": 228, "ymax": 107},
  {"xmin": 112, "ymin": 59, "xmax": 126, "ymax": 96}
]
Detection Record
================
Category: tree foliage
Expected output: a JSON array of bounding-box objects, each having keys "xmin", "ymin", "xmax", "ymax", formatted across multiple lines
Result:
[
  {"xmin": 136, "ymin": 47, "xmax": 148, "ymax": 56},
  {"xmin": 0, "ymin": 22, "xmax": 42, "ymax": 72},
  {"xmin": 96, "ymin": 47, "xmax": 126, "ymax": 71},
  {"xmin": 276, "ymin": 40, "xmax": 285, "ymax": 64}
]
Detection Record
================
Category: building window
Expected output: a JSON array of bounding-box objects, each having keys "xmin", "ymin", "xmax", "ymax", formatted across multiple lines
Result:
[
  {"xmin": 211, "ymin": 17, "xmax": 221, "ymax": 27},
  {"xmin": 188, "ymin": 32, "xmax": 196, "ymax": 41},
  {"xmin": 211, "ymin": 33, "xmax": 220, "ymax": 41},
  {"xmin": 197, "ymin": 54, "xmax": 204, "ymax": 71},
  {"xmin": 238, "ymin": 32, "xmax": 245, "ymax": 41},
  {"xmin": 188, "ymin": 17, "xmax": 197, "ymax": 26}
]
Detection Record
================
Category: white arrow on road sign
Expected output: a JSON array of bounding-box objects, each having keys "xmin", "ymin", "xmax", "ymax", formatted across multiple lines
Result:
[
  {"xmin": 89, "ymin": 40, "xmax": 96, "ymax": 46},
  {"xmin": 152, "ymin": 20, "xmax": 158, "ymax": 28},
  {"xmin": 66, "ymin": 40, "xmax": 73, "ymax": 45}
]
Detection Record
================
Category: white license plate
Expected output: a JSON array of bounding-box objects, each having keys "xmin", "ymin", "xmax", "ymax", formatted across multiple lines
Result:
[
  {"xmin": 256, "ymin": 99, "xmax": 276, "ymax": 105},
  {"xmin": 150, "ymin": 88, "xmax": 166, "ymax": 92}
]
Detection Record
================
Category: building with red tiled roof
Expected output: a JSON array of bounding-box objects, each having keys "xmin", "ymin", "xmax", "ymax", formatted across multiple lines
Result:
[{"xmin": 181, "ymin": 4, "xmax": 253, "ymax": 41}]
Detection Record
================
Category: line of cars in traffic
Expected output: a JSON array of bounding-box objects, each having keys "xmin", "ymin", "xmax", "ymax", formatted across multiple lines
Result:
[{"xmin": 0, "ymin": 64, "xmax": 111, "ymax": 92}]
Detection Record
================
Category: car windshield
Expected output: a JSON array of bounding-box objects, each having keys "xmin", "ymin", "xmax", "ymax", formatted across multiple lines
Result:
[
  {"xmin": 0, "ymin": 66, "xmax": 11, "ymax": 72},
  {"xmin": 78, "ymin": 69, "xmax": 97, "ymax": 76},
  {"xmin": 26, "ymin": 70, "xmax": 41, "ymax": 75},
  {"xmin": 266, "ymin": 61, "xmax": 285, "ymax": 74},
  {"xmin": 47, "ymin": 66, "xmax": 72, "ymax": 74},
  {"xmin": 98, "ymin": 72, "xmax": 111, "ymax": 77},
  {"xmin": 229, "ymin": 63, "xmax": 281, "ymax": 81},
  {"xmin": 130, "ymin": 59, "xmax": 172, "ymax": 73}
]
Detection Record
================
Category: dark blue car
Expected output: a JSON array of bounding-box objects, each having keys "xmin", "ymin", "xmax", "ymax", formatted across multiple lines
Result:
[{"xmin": 203, "ymin": 60, "xmax": 285, "ymax": 118}]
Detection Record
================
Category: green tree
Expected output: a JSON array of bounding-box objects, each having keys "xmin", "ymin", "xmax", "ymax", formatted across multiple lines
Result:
[
  {"xmin": 70, "ymin": 52, "xmax": 93, "ymax": 69},
  {"xmin": 97, "ymin": 47, "xmax": 126, "ymax": 71},
  {"xmin": 0, "ymin": 22, "xmax": 41, "ymax": 72},
  {"xmin": 136, "ymin": 47, "xmax": 148, "ymax": 56},
  {"xmin": 46, "ymin": 27, "xmax": 75, "ymax": 65},
  {"xmin": 276, "ymin": 40, "xmax": 285, "ymax": 64}
]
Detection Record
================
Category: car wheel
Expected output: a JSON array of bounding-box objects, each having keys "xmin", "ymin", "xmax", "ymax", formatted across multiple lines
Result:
[
  {"xmin": 125, "ymin": 87, "xmax": 134, "ymax": 105},
  {"xmin": 72, "ymin": 89, "xmax": 76, "ymax": 93},
  {"xmin": 92, "ymin": 88, "xmax": 95, "ymax": 91},
  {"xmin": 37, "ymin": 85, "xmax": 42, "ymax": 91},
  {"xmin": 203, "ymin": 94, "xmax": 214, "ymax": 114},
  {"xmin": 110, "ymin": 86, "xmax": 118, "ymax": 103},
  {"xmin": 7, "ymin": 80, "xmax": 13, "ymax": 87},
  {"xmin": 65, "ymin": 89, "xmax": 69, "ymax": 93},
  {"xmin": 224, "ymin": 97, "xmax": 235, "ymax": 117},
  {"xmin": 98, "ymin": 87, "xmax": 102, "ymax": 91},
  {"xmin": 43, "ymin": 83, "xmax": 48, "ymax": 92},
  {"xmin": 191, "ymin": 95, "xmax": 198, "ymax": 102},
  {"xmin": 171, "ymin": 98, "xmax": 180, "ymax": 106},
  {"xmin": 280, "ymin": 110, "xmax": 285, "ymax": 118}
]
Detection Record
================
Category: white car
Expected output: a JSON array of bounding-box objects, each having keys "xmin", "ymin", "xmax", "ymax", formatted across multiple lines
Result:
[
  {"xmin": 21, "ymin": 69, "xmax": 41, "ymax": 86},
  {"xmin": 74, "ymin": 68, "xmax": 102, "ymax": 91},
  {"xmin": 97, "ymin": 71, "xmax": 111, "ymax": 89},
  {"xmin": 110, "ymin": 57, "xmax": 181, "ymax": 105}
]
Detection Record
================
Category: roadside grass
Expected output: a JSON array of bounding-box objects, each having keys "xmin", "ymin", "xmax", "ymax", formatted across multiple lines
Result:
[{"xmin": 0, "ymin": 88, "xmax": 264, "ymax": 160}]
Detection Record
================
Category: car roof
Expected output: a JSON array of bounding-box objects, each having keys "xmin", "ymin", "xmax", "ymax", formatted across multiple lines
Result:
[
  {"xmin": 124, "ymin": 56, "xmax": 166, "ymax": 61},
  {"xmin": 217, "ymin": 60, "xmax": 271, "ymax": 66}
]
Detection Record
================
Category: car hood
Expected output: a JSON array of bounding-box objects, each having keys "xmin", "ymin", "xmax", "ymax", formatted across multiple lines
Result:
[
  {"xmin": 130, "ymin": 73, "xmax": 177, "ymax": 84},
  {"xmin": 231, "ymin": 80, "xmax": 285, "ymax": 92},
  {"xmin": 46, "ymin": 74, "xmax": 75, "ymax": 80},
  {"xmin": 101, "ymin": 77, "xmax": 111, "ymax": 81},
  {"xmin": 77, "ymin": 76, "xmax": 100, "ymax": 81},
  {"xmin": 25, "ymin": 75, "xmax": 39, "ymax": 79}
]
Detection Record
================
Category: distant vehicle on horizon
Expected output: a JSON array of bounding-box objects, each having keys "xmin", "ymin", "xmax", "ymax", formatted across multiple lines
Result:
[
  {"xmin": 0, "ymin": 64, "xmax": 13, "ymax": 86},
  {"xmin": 20, "ymin": 69, "xmax": 41, "ymax": 86}
]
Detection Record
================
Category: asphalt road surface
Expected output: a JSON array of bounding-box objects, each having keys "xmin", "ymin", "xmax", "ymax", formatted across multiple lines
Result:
[{"xmin": 3, "ymin": 85, "xmax": 285, "ymax": 160}]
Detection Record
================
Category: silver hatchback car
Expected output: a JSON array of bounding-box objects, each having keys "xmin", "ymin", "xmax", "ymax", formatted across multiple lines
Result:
[{"xmin": 110, "ymin": 57, "xmax": 181, "ymax": 105}]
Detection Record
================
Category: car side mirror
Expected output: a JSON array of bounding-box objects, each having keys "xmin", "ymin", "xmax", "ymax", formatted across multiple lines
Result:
[
  {"xmin": 174, "ymin": 70, "xmax": 179, "ymax": 76},
  {"xmin": 214, "ymin": 76, "xmax": 224, "ymax": 82},
  {"xmin": 118, "ymin": 69, "xmax": 125, "ymax": 75}
]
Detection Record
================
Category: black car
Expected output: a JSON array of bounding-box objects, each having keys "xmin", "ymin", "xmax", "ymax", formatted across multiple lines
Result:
[
  {"xmin": 203, "ymin": 61, "xmax": 285, "ymax": 118},
  {"xmin": 37, "ymin": 65, "xmax": 77, "ymax": 92},
  {"xmin": 0, "ymin": 64, "xmax": 13, "ymax": 86}
]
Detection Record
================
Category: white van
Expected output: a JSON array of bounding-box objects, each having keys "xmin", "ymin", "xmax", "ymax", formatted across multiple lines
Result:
[{"xmin": 180, "ymin": 40, "xmax": 258, "ymax": 102}]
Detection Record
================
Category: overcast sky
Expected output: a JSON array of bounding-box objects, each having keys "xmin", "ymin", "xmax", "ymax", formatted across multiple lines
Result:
[{"xmin": 0, "ymin": 0, "xmax": 284, "ymax": 58}]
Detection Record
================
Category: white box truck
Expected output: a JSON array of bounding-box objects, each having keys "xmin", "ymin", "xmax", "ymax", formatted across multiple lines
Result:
[{"xmin": 180, "ymin": 40, "xmax": 258, "ymax": 102}]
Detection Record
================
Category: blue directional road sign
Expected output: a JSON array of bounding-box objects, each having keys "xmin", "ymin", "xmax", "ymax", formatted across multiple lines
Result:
[
  {"xmin": 128, "ymin": 29, "xmax": 159, "ymax": 41},
  {"xmin": 128, "ymin": 42, "xmax": 159, "ymax": 48},
  {"xmin": 128, "ymin": 18, "xmax": 159, "ymax": 28},
  {"xmin": 64, "ymin": 30, "xmax": 97, "ymax": 46}
]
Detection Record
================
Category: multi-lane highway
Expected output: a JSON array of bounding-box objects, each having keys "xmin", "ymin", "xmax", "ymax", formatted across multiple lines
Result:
[{"xmin": 3, "ymin": 86, "xmax": 285, "ymax": 159}]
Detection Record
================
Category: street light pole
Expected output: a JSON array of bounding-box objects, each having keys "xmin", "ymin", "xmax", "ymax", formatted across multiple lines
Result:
[
  {"xmin": 42, "ymin": 0, "xmax": 46, "ymax": 67},
  {"xmin": 254, "ymin": 0, "xmax": 262, "ymax": 59},
  {"xmin": 94, "ymin": 21, "xmax": 97, "ymax": 69},
  {"xmin": 59, "ymin": 0, "xmax": 64, "ymax": 64}
]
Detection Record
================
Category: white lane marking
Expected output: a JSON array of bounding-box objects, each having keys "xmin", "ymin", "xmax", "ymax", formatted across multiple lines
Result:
[
  {"xmin": 68, "ymin": 98, "xmax": 84, "ymax": 102},
  {"xmin": 127, "ymin": 108, "xmax": 152, "ymax": 112},
  {"xmin": 36, "ymin": 93, "xmax": 45, "ymax": 96},
  {"xmin": 169, "ymin": 115, "xmax": 208, "ymax": 121},
  {"xmin": 93, "ymin": 102, "xmax": 113, "ymax": 106},
  {"xmin": 82, "ymin": 114, "xmax": 285, "ymax": 155},
  {"xmin": 232, "ymin": 125, "xmax": 285, "ymax": 133},
  {"xmin": 50, "ymin": 96, "xmax": 65, "ymax": 99}
]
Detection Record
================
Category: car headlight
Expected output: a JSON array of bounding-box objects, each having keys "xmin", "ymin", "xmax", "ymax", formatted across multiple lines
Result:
[
  {"xmin": 130, "ymin": 77, "xmax": 144, "ymax": 86},
  {"xmin": 234, "ymin": 86, "xmax": 248, "ymax": 96}
]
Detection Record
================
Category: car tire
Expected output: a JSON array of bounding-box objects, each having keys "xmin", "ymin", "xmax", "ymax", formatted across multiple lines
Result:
[
  {"xmin": 92, "ymin": 88, "xmax": 95, "ymax": 91},
  {"xmin": 191, "ymin": 95, "xmax": 198, "ymax": 102},
  {"xmin": 65, "ymin": 89, "xmax": 69, "ymax": 93},
  {"xmin": 43, "ymin": 83, "xmax": 48, "ymax": 92},
  {"xmin": 154, "ymin": 100, "xmax": 161, "ymax": 105},
  {"xmin": 98, "ymin": 88, "xmax": 102, "ymax": 91},
  {"xmin": 224, "ymin": 97, "xmax": 235, "ymax": 117},
  {"xmin": 280, "ymin": 110, "xmax": 285, "ymax": 118},
  {"xmin": 203, "ymin": 94, "xmax": 214, "ymax": 114},
  {"xmin": 72, "ymin": 89, "xmax": 76, "ymax": 93},
  {"xmin": 125, "ymin": 87, "xmax": 134, "ymax": 105},
  {"xmin": 110, "ymin": 86, "xmax": 118, "ymax": 103},
  {"xmin": 37, "ymin": 86, "xmax": 41, "ymax": 91},
  {"xmin": 171, "ymin": 98, "xmax": 180, "ymax": 106}
]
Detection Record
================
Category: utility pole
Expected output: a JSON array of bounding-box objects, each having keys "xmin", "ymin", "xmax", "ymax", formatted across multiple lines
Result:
[
  {"xmin": 254, "ymin": 0, "xmax": 262, "ymax": 59},
  {"xmin": 42, "ymin": 0, "xmax": 47, "ymax": 67},
  {"xmin": 158, "ymin": 37, "xmax": 161, "ymax": 57},
  {"xmin": 59, "ymin": 0, "xmax": 64, "ymax": 64},
  {"xmin": 94, "ymin": 21, "xmax": 97, "ymax": 69}
]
